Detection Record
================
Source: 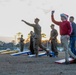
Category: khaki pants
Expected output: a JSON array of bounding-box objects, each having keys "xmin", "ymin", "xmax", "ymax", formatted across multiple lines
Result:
[
  {"xmin": 20, "ymin": 43, "xmax": 24, "ymax": 52},
  {"xmin": 33, "ymin": 37, "xmax": 46, "ymax": 55},
  {"xmin": 61, "ymin": 35, "xmax": 69, "ymax": 62},
  {"xmin": 51, "ymin": 39, "xmax": 58, "ymax": 56}
]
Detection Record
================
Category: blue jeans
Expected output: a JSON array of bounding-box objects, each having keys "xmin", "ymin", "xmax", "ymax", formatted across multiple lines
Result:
[{"xmin": 70, "ymin": 36, "xmax": 76, "ymax": 55}]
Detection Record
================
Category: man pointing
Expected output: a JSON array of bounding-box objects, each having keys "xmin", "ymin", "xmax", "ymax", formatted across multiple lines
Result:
[{"xmin": 21, "ymin": 18, "xmax": 49, "ymax": 57}]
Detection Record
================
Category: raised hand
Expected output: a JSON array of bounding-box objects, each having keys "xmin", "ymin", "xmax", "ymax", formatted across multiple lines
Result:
[
  {"xmin": 21, "ymin": 20, "xmax": 25, "ymax": 22},
  {"xmin": 51, "ymin": 10, "xmax": 55, "ymax": 15}
]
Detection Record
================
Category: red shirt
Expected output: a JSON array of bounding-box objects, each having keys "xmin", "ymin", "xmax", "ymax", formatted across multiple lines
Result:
[{"xmin": 51, "ymin": 15, "xmax": 72, "ymax": 35}]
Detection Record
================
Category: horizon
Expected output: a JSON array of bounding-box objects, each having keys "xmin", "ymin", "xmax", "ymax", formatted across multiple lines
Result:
[
  {"xmin": 0, "ymin": 34, "xmax": 61, "ymax": 43},
  {"xmin": 0, "ymin": 0, "xmax": 76, "ymax": 42}
]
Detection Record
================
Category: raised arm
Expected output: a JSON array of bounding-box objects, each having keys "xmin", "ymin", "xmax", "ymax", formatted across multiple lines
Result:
[
  {"xmin": 51, "ymin": 11, "xmax": 61, "ymax": 26},
  {"xmin": 21, "ymin": 20, "xmax": 35, "ymax": 27}
]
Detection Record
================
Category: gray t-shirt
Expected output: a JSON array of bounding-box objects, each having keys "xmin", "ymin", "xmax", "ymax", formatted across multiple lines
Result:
[{"xmin": 33, "ymin": 24, "xmax": 41, "ymax": 37}]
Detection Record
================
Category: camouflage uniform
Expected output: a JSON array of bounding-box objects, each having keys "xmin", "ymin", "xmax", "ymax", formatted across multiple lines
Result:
[{"xmin": 50, "ymin": 29, "xmax": 58, "ymax": 56}]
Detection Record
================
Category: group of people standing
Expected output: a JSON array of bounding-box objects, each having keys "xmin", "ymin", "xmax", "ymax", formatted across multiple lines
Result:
[
  {"xmin": 51, "ymin": 11, "xmax": 76, "ymax": 64},
  {"xmin": 19, "ymin": 10, "xmax": 76, "ymax": 64}
]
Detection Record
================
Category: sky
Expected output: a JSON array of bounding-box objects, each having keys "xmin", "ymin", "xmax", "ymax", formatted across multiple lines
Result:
[{"xmin": 0, "ymin": 0, "xmax": 76, "ymax": 41}]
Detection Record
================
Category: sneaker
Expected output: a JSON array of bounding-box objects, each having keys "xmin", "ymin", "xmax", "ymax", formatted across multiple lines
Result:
[
  {"xmin": 46, "ymin": 50, "xmax": 53, "ymax": 57},
  {"xmin": 49, "ymin": 54, "xmax": 52, "ymax": 57},
  {"xmin": 46, "ymin": 50, "xmax": 50, "ymax": 56}
]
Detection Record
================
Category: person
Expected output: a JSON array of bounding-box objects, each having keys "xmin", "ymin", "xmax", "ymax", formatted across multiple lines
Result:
[
  {"xmin": 49, "ymin": 24, "xmax": 58, "ymax": 56},
  {"xmin": 51, "ymin": 11, "xmax": 72, "ymax": 64},
  {"xmin": 19, "ymin": 35, "xmax": 24, "ymax": 52},
  {"xmin": 69, "ymin": 16, "xmax": 76, "ymax": 55},
  {"xmin": 29, "ymin": 31, "xmax": 35, "ymax": 54},
  {"xmin": 21, "ymin": 18, "xmax": 49, "ymax": 57}
]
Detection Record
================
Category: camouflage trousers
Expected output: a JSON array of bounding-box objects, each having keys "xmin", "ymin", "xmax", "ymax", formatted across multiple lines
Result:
[
  {"xmin": 51, "ymin": 39, "xmax": 58, "ymax": 56},
  {"xmin": 33, "ymin": 37, "xmax": 46, "ymax": 55}
]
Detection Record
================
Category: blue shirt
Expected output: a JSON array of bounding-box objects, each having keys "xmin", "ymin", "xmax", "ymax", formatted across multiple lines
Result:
[{"xmin": 71, "ymin": 22, "xmax": 76, "ymax": 36}]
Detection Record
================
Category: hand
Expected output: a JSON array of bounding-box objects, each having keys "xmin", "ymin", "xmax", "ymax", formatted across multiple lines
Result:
[
  {"xmin": 21, "ymin": 20, "xmax": 25, "ymax": 22},
  {"xmin": 66, "ymin": 35, "xmax": 70, "ymax": 40},
  {"xmin": 51, "ymin": 10, "xmax": 55, "ymax": 15},
  {"xmin": 50, "ymin": 37, "xmax": 54, "ymax": 40},
  {"xmin": 52, "ymin": 37, "xmax": 55, "ymax": 39}
]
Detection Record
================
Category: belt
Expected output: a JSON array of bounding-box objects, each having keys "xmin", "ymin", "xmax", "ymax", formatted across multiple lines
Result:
[{"xmin": 61, "ymin": 35, "xmax": 68, "ymax": 36}]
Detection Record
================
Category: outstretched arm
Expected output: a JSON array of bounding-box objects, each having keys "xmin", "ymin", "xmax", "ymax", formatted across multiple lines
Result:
[
  {"xmin": 51, "ymin": 11, "xmax": 61, "ymax": 26},
  {"xmin": 21, "ymin": 20, "xmax": 35, "ymax": 27}
]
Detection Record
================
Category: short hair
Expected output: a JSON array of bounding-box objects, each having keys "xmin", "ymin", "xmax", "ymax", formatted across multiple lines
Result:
[
  {"xmin": 30, "ymin": 31, "xmax": 33, "ymax": 33},
  {"xmin": 50, "ymin": 24, "xmax": 54, "ymax": 27},
  {"xmin": 30, "ymin": 31, "xmax": 33, "ymax": 34},
  {"xmin": 70, "ymin": 16, "xmax": 74, "ymax": 19},
  {"xmin": 21, "ymin": 35, "xmax": 23, "ymax": 37},
  {"xmin": 35, "ymin": 18, "xmax": 40, "ymax": 21}
]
